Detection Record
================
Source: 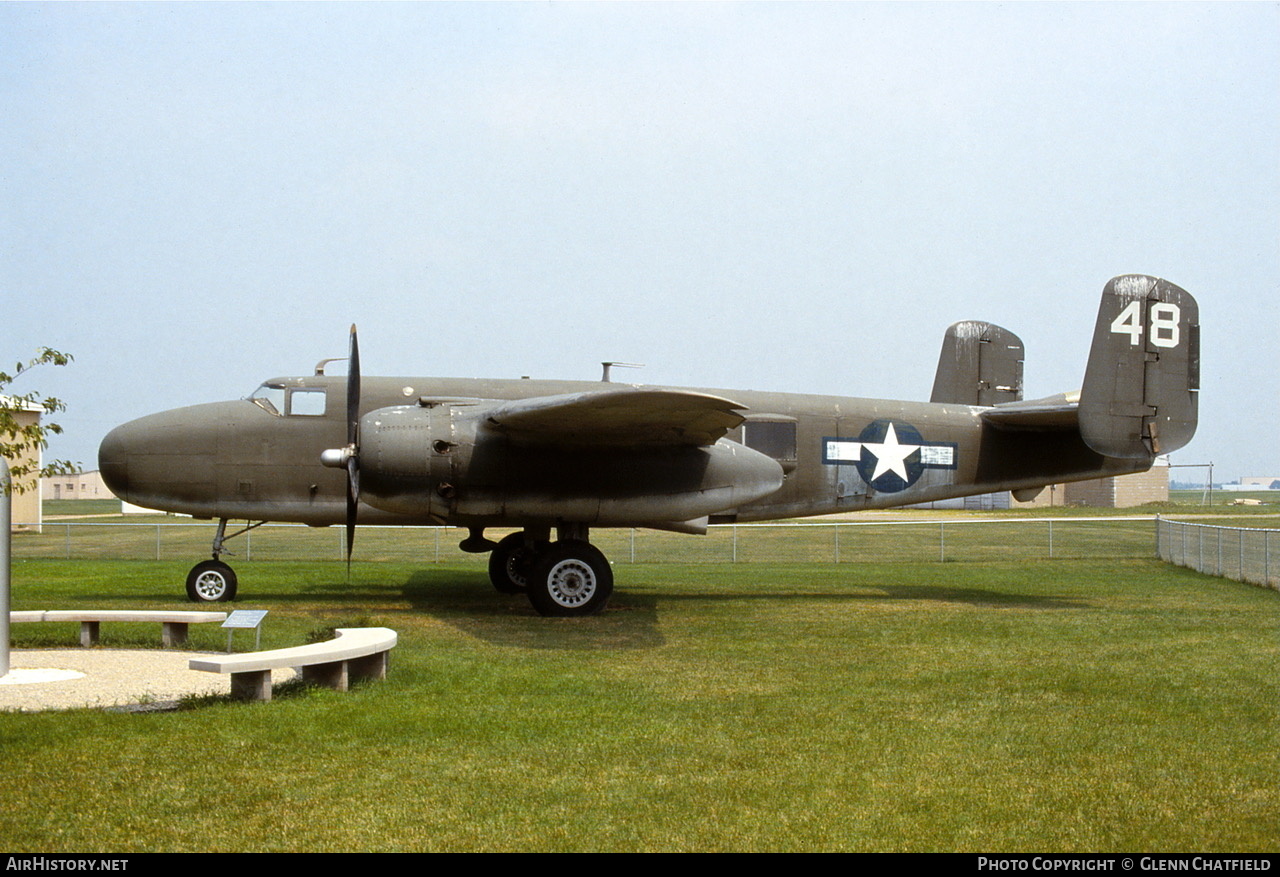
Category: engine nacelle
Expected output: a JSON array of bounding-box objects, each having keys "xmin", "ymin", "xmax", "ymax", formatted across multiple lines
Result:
[
  {"xmin": 357, "ymin": 403, "xmax": 463, "ymax": 520},
  {"xmin": 355, "ymin": 402, "xmax": 784, "ymax": 525}
]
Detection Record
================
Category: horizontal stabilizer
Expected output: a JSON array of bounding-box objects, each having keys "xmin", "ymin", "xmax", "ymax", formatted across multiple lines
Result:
[
  {"xmin": 980, "ymin": 393, "xmax": 1079, "ymax": 431},
  {"xmin": 482, "ymin": 387, "xmax": 748, "ymax": 447}
]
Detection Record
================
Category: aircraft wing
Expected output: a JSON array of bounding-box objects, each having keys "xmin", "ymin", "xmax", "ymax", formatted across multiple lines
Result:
[
  {"xmin": 980, "ymin": 393, "xmax": 1080, "ymax": 431},
  {"xmin": 481, "ymin": 387, "xmax": 748, "ymax": 447}
]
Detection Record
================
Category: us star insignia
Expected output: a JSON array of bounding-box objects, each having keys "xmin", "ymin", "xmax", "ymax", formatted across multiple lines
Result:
[{"xmin": 822, "ymin": 420, "xmax": 957, "ymax": 493}]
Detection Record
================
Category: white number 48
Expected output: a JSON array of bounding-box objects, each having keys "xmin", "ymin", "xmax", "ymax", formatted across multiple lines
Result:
[{"xmin": 1110, "ymin": 300, "xmax": 1181, "ymax": 348}]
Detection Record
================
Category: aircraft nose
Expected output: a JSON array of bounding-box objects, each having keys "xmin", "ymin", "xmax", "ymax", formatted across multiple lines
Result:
[
  {"xmin": 97, "ymin": 423, "xmax": 132, "ymax": 500},
  {"xmin": 98, "ymin": 404, "xmax": 227, "ymax": 511}
]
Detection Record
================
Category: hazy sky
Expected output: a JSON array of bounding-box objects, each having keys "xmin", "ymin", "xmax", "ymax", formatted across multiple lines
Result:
[{"xmin": 3, "ymin": 2, "xmax": 1277, "ymax": 480}]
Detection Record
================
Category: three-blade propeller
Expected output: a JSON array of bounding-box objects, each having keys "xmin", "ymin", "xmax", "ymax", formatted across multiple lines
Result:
[
  {"xmin": 320, "ymin": 325, "xmax": 361, "ymax": 569},
  {"xmin": 345, "ymin": 324, "xmax": 360, "ymax": 566}
]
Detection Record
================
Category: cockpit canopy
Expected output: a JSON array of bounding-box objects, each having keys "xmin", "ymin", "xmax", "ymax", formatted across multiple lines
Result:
[{"xmin": 249, "ymin": 382, "xmax": 328, "ymax": 417}]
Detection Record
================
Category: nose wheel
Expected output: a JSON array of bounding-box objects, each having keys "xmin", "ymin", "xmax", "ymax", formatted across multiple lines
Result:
[{"xmin": 186, "ymin": 559, "xmax": 238, "ymax": 603}]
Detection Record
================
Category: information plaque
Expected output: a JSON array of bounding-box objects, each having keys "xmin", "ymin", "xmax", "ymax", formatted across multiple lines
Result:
[{"xmin": 222, "ymin": 609, "xmax": 268, "ymax": 651}]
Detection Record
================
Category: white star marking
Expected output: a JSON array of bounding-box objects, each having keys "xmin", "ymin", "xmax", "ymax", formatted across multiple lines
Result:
[{"xmin": 862, "ymin": 422, "xmax": 921, "ymax": 482}]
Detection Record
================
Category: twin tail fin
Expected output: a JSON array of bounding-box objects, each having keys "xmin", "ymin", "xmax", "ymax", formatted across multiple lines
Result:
[
  {"xmin": 1078, "ymin": 275, "xmax": 1199, "ymax": 459},
  {"xmin": 955, "ymin": 275, "xmax": 1199, "ymax": 461}
]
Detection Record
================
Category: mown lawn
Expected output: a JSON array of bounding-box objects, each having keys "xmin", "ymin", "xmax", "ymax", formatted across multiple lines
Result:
[{"xmin": 2, "ymin": 553, "xmax": 1277, "ymax": 852}]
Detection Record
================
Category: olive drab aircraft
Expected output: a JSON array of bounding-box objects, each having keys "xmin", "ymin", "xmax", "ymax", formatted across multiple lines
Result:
[{"xmin": 98, "ymin": 275, "xmax": 1199, "ymax": 616}]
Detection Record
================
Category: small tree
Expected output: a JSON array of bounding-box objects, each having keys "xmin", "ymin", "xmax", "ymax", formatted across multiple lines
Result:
[{"xmin": 1, "ymin": 348, "xmax": 79, "ymax": 494}]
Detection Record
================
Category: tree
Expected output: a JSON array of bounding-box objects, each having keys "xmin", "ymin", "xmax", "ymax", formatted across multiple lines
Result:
[{"xmin": 1, "ymin": 347, "xmax": 79, "ymax": 494}]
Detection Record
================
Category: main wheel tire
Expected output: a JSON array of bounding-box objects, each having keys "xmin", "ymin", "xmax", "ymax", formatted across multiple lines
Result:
[
  {"xmin": 526, "ymin": 540, "xmax": 613, "ymax": 617},
  {"xmin": 186, "ymin": 560, "xmax": 238, "ymax": 603},
  {"xmin": 488, "ymin": 533, "xmax": 544, "ymax": 593}
]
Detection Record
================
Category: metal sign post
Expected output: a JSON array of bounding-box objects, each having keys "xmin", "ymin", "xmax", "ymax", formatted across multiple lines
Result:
[{"xmin": 221, "ymin": 609, "xmax": 268, "ymax": 652}]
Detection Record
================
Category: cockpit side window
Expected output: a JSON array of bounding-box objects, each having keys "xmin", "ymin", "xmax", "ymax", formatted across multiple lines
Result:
[
  {"xmin": 288, "ymin": 388, "xmax": 327, "ymax": 416},
  {"xmin": 249, "ymin": 384, "xmax": 327, "ymax": 416}
]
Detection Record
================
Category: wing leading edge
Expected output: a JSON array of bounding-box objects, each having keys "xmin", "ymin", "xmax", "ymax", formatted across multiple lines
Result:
[{"xmin": 482, "ymin": 387, "xmax": 748, "ymax": 447}]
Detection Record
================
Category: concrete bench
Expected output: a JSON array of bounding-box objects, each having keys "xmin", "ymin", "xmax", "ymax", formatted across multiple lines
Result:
[
  {"xmin": 188, "ymin": 627, "xmax": 397, "ymax": 702},
  {"xmin": 11, "ymin": 610, "xmax": 228, "ymax": 647}
]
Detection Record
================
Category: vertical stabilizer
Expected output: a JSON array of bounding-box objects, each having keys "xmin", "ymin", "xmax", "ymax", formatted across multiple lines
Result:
[
  {"xmin": 930, "ymin": 321, "xmax": 1024, "ymax": 406},
  {"xmin": 1079, "ymin": 275, "xmax": 1199, "ymax": 459}
]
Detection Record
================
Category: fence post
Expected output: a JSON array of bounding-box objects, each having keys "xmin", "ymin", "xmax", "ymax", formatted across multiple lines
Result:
[
  {"xmin": 939, "ymin": 522, "xmax": 946, "ymax": 562},
  {"xmin": 834, "ymin": 524, "xmax": 840, "ymax": 564},
  {"xmin": 1049, "ymin": 519, "xmax": 1055, "ymax": 558},
  {"xmin": 156, "ymin": 524, "xmax": 161, "ymax": 561},
  {"xmin": 732, "ymin": 525, "xmax": 738, "ymax": 563}
]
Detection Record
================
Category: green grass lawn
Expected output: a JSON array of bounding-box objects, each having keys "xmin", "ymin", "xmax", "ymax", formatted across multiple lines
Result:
[
  {"xmin": 3, "ymin": 547, "xmax": 1277, "ymax": 852},
  {"xmin": 41, "ymin": 499, "xmax": 125, "ymax": 518}
]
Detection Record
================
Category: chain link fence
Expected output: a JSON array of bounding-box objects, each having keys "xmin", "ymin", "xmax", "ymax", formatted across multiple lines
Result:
[
  {"xmin": 12, "ymin": 516, "xmax": 1160, "ymax": 565},
  {"xmin": 1156, "ymin": 517, "xmax": 1279, "ymax": 591}
]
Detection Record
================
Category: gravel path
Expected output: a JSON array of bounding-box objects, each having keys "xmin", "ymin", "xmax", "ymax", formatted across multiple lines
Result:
[{"xmin": 0, "ymin": 649, "xmax": 297, "ymax": 712}]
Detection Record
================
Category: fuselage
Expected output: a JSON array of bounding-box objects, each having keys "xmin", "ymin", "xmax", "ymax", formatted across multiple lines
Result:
[
  {"xmin": 98, "ymin": 373, "xmax": 1149, "ymax": 529},
  {"xmin": 93, "ymin": 275, "xmax": 1196, "ymax": 615}
]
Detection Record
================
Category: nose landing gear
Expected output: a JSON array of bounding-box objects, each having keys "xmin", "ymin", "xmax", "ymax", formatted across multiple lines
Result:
[{"xmin": 184, "ymin": 519, "xmax": 264, "ymax": 603}]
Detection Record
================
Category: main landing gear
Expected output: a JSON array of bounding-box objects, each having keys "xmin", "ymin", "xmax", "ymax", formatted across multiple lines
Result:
[
  {"xmin": 185, "ymin": 519, "xmax": 264, "ymax": 603},
  {"xmin": 484, "ymin": 526, "xmax": 614, "ymax": 617}
]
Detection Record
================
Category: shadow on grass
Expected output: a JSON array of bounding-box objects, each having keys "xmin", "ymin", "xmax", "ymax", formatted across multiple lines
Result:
[
  {"xmin": 399, "ymin": 570, "xmax": 668, "ymax": 650},
  {"xmin": 649, "ymin": 584, "xmax": 1090, "ymax": 609}
]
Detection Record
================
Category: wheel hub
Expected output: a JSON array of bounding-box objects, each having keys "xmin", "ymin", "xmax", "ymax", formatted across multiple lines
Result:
[
  {"xmin": 506, "ymin": 551, "xmax": 531, "ymax": 588},
  {"xmin": 194, "ymin": 571, "xmax": 228, "ymax": 600},
  {"xmin": 546, "ymin": 559, "xmax": 597, "ymax": 607}
]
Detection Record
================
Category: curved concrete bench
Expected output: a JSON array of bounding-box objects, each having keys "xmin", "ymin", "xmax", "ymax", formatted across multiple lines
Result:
[
  {"xmin": 189, "ymin": 627, "xmax": 397, "ymax": 702},
  {"xmin": 11, "ymin": 610, "xmax": 228, "ymax": 647}
]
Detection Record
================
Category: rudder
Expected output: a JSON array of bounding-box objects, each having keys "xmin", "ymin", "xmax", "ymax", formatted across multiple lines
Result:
[{"xmin": 1079, "ymin": 275, "xmax": 1199, "ymax": 459}]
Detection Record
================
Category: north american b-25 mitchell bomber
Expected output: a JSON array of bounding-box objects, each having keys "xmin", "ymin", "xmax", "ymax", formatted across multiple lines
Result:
[{"xmin": 99, "ymin": 275, "xmax": 1199, "ymax": 616}]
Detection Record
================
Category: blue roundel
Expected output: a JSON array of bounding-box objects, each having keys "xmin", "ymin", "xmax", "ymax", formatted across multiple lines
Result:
[{"xmin": 854, "ymin": 419, "xmax": 927, "ymax": 493}]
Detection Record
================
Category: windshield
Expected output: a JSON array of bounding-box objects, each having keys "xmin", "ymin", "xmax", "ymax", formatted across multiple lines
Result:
[{"xmin": 249, "ymin": 383, "xmax": 285, "ymax": 415}]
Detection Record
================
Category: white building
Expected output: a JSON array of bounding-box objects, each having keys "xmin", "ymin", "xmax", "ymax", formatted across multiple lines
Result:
[
  {"xmin": 2, "ymin": 396, "xmax": 43, "ymax": 530},
  {"xmin": 41, "ymin": 469, "xmax": 111, "ymax": 500}
]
